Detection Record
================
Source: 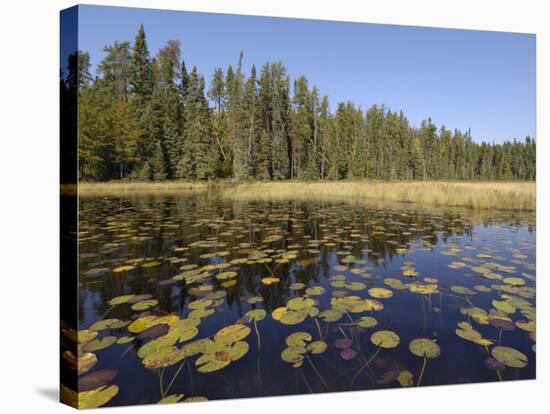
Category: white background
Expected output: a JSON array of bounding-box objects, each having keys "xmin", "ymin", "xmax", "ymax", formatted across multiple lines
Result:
[{"xmin": 0, "ymin": 0, "xmax": 546, "ymax": 412}]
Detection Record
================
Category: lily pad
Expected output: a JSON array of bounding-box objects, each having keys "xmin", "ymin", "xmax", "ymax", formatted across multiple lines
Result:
[
  {"xmin": 131, "ymin": 299, "xmax": 158, "ymax": 311},
  {"xmin": 79, "ymin": 369, "xmax": 117, "ymax": 391},
  {"xmin": 368, "ymin": 287, "xmax": 393, "ymax": 299},
  {"xmin": 158, "ymin": 394, "xmax": 184, "ymax": 404},
  {"xmin": 370, "ymin": 330, "xmax": 400, "ymax": 349},
  {"xmin": 82, "ymin": 336, "xmax": 117, "ymax": 352},
  {"xmin": 409, "ymin": 338, "xmax": 441, "ymax": 359},
  {"xmin": 491, "ymin": 346, "xmax": 528, "ymax": 368},
  {"xmin": 357, "ymin": 316, "xmax": 378, "ymax": 328},
  {"xmin": 244, "ymin": 309, "xmax": 267, "ymax": 321}
]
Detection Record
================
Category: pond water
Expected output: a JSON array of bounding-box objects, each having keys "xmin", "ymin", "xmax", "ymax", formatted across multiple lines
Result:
[{"xmin": 65, "ymin": 193, "xmax": 536, "ymax": 407}]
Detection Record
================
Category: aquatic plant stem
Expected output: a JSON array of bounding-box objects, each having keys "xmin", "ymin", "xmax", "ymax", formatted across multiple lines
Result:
[
  {"xmin": 99, "ymin": 305, "xmax": 115, "ymax": 321},
  {"xmin": 350, "ymin": 346, "xmax": 381, "ymax": 390},
  {"xmin": 338, "ymin": 326, "xmax": 348, "ymax": 339},
  {"xmin": 163, "ymin": 360, "xmax": 186, "ymax": 397},
  {"xmin": 159, "ymin": 368, "xmax": 165, "ymax": 397},
  {"xmin": 417, "ymin": 357, "xmax": 427, "ymax": 386},
  {"xmin": 496, "ymin": 370, "xmax": 503, "ymax": 381},
  {"xmin": 314, "ymin": 318, "xmax": 323, "ymax": 340},
  {"xmin": 254, "ymin": 319, "xmax": 261, "ymax": 349},
  {"xmin": 299, "ymin": 368, "xmax": 314, "ymax": 393},
  {"xmin": 306, "ymin": 355, "xmax": 330, "ymax": 391}
]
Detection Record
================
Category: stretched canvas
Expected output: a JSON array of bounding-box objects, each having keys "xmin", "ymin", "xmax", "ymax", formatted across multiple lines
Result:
[{"xmin": 60, "ymin": 4, "xmax": 536, "ymax": 409}]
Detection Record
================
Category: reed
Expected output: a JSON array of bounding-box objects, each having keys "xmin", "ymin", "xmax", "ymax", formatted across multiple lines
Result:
[{"xmin": 76, "ymin": 180, "xmax": 535, "ymax": 211}]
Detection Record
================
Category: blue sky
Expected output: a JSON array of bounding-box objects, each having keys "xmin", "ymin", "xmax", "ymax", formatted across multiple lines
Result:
[{"xmin": 75, "ymin": 5, "xmax": 535, "ymax": 143}]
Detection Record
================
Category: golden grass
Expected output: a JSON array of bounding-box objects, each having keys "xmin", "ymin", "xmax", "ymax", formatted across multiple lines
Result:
[
  {"xmin": 76, "ymin": 180, "xmax": 218, "ymax": 195},
  {"xmin": 75, "ymin": 180, "xmax": 535, "ymax": 211},
  {"xmin": 221, "ymin": 181, "xmax": 535, "ymax": 212}
]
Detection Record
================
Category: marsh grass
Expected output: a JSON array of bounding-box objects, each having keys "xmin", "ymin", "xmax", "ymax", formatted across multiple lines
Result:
[
  {"xmin": 221, "ymin": 181, "xmax": 535, "ymax": 211},
  {"xmin": 76, "ymin": 180, "xmax": 535, "ymax": 211}
]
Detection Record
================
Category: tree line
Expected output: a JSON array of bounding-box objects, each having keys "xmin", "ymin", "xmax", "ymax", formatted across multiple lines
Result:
[{"xmin": 63, "ymin": 25, "xmax": 536, "ymax": 182}]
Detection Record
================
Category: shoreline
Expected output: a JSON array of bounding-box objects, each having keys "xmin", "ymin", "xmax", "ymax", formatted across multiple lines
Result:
[{"xmin": 70, "ymin": 180, "xmax": 536, "ymax": 212}]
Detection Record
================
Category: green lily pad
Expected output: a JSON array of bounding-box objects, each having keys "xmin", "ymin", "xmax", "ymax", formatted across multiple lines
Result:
[
  {"xmin": 370, "ymin": 330, "xmax": 400, "ymax": 349},
  {"xmin": 397, "ymin": 370, "xmax": 414, "ymax": 387},
  {"xmin": 215, "ymin": 324, "xmax": 251, "ymax": 344},
  {"xmin": 318, "ymin": 309, "xmax": 343, "ymax": 323},
  {"xmin": 492, "ymin": 300, "xmax": 516, "ymax": 314},
  {"xmin": 287, "ymin": 297, "xmax": 315, "ymax": 310},
  {"xmin": 409, "ymin": 338, "xmax": 441, "ymax": 359},
  {"xmin": 216, "ymin": 271, "xmax": 238, "ymax": 280},
  {"xmin": 491, "ymin": 346, "xmax": 528, "ymax": 368},
  {"xmin": 286, "ymin": 332, "xmax": 312, "ymax": 347},
  {"xmin": 307, "ymin": 340, "xmax": 328, "ymax": 354},
  {"xmin": 158, "ymin": 394, "xmax": 184, "ymax": 404},
  {"xmin": 108, "ymin": 294, "xmax": 136, "ymax": 306},
  {"xmin": 62, "ymin": 385, "xmax": 119, "ymax": 409},
  {"xmin": 305, "ymin": 286, "xmax": 326, "ymax": 296},
  {"xmin": 245, "ymin": 309, "xmax": 267, "ymax": 321},
  {"xmin": 357, "ymin": 316, "xmax": 378, "ymax": 328},
  {"xmin": 368, "ymin": 287, "xmax": 393, "ymax": 299},
  {"xmin": 78, "ymin": 329, "xmax": 98, "ymax": 343},
  {"xmin": 131, "ymin": 299, "xmax": 158, "ymax": 311},
  {"xmin": 82, "ymin": 336, "xmax": 117, "ymax": 352}
]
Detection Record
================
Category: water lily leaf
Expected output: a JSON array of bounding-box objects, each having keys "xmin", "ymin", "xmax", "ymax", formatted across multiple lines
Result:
[
  {"xmin": 305, "ymin": 286, "xmax": 326, "ymax": 296},
  {"xmin": 62, "ymin": 351, "xmax": 97, "ymax": 375},
  {"xmin": 82, "ymin": 336, "xmax": 117, "ymax": 352},
  {"xmin": 78, "ymin": 329, "xmax": 98, "ymax": 343},
  {"xmin": 450, "ymin": 286, "xmax": 477, "ymax": 295},
  {"xmin": 502, "ymin": 277, "xmax": 525, "ymax": 286},
  {"xmin": 364, "ymin": 299, "xmax": 384, "ymax": 311},
  {"xmin": 108, "ymin": 294, "xmax": 136, "ymax": 306},
  {"xmin": 184, "ymin": 396, "xmax": 208, "ymax": 402},
  {"xmin": 228, "ymin": 341, "xmax": 249, "ymax": 361},
  {"xmin": 280, "ymin": 309, "xmax": 308, "ymax": 325},
  {"xmin": 281, "ymin": 346, "xmax": 307, "ymax": 364},
  {"xmin": 188, "ymin": 299, "xmax": 213, "ymax": 310},
  {"xmin": 409, "ymin": 338, "xmax": 441, "ymax": 359},
  {"xmin": 261, "ymin": 277, "xmax": 280, "ymax": 285},
  {"xmin": 491, "ymin": 346, "xmax": 528, "ymax": 368},
  {"xmin": 340, "ymin": 348, "xmax": 358, "ymax": 360},
  {"xmin": 492, "ymin": 300, "xmax": 516, "ymax": 314},
  {"xmin": 245, "ymin": 309, "xmax": 266, "ymax": 322},
  {"xmin": 215, "ymin": 324, "xmax": 251, "ymax": 344},
  {"xmin": 62, "ymin": 385, "xmax": 119, "ymax": 409},
  {"xmin": 334, "ymin": 338, "xmax": 353, "ymax": 349},
  {"xmin": 189, "ymin": 308, "xmax": 215, "ymax": 320},
  {"xmin": 368, "ymin": 288, "xmax": 393, "ymax": 299},
  {"xmin": 370, "ymin": 330, "xmax": 400, "ymax": 349},
  {"xmin": 142, "ymin": 261, "xmax": 161, "ymax": 268},
  {"xmin": 143, "ymin": 346, "xmax": 186, "ymax": 369},
  {"xmin": 79, "ymin": 369, "xmax": 117, "ymax": 391},
  {"xmin": 307, "ymin": 340, "xmax": 328, "ymax": 354},
  {"xmin": 158, "ymin": 394, "xmax": 184, "ymax": 404},
  {"xmin": 290, "ymin": 282, "xmax": 306, "ymax": 290},
  {"xmin": 397, "ymin": 370, "xmax": 414, "ymax": 387},
  {"xmin": 136, "ymin": 324, "xmax": 170, "ymax": 340},
  {"xmin": 357, "ymin": 316, "xmax": 378, "ymax": 328},
  {"xmin": 409, "ymin": 282, "xmax": 438, "ymax": 295},
  {"xmin": 286, "ymin": 332, "xmax": 312, "ymax": 347},
  {"xmin": 515, "ymin": 319, "xmax": 536, "ymax": 333},
  {"xmin": 318, "ymin": 309, "xmax": 343, "ymax": 323},
  {"xmin": 287, "ymin": 297, "xmax": 315, "ymax": 310},
  {"xmin": 272, "ymin": 307, "xmax": 287, "ymax": 321},
  {"xmin": 113, "ymin": 265, "xmax": 136, "ymax": 273},
  {"xmin": 455, "ymin": 322, "xmax": 493, "ymax": 346},
  {"xmin": 216, "ymin": 271, "xmax": 238, "ymax": 280},
  {"xmin": 131, "ymin": 299, "xmax": 158, "ymax": 311},
  {"xmin": 116, "ymin": 336, "xmax": 133, "ymax": 345}
]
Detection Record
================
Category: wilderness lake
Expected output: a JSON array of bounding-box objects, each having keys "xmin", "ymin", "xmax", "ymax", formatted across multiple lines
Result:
[{"xmin": 69, "ymin": 193, "xmax": 536, "ymax": 407}]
